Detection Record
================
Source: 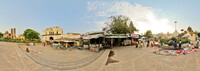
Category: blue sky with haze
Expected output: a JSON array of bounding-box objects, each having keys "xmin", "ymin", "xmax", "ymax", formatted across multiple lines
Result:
[{"xmin": 0, "ymin": 0, "xmax": 199, "ymax": 36}]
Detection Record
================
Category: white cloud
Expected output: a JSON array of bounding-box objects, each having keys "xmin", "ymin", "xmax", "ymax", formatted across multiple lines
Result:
[
  {"xmin": 87, "ymin": 1, "xmax": 174, "ymax": 34},
  {"xmin": 95, "ymin": 21, "xmax": 105, "ymax": 29}
]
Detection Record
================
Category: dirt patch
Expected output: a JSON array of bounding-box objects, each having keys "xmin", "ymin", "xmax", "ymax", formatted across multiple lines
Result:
[{"xmin": 105, "ymin": 51, "xmax": 119, "ymax": 65}]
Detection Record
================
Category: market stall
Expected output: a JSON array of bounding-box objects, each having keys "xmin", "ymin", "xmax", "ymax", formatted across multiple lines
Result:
[
  {"xmin": 82, "ymin": 32, "xmax": 105, "ymax": 52},
  {"xmin": 105, "ymin": 34, "xmax": 130, "ymax": 48}
]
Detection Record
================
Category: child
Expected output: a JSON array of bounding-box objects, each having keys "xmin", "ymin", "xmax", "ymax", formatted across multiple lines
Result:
[
  {"xmin": 151, "ymin": 43, "xmax": 154, "ymax": 47},
  {"xmin": 195, "ymin": 44, "xmax": 198, "ymax": 49},
  {"xmin": 136, "ymin": 42, "xmax": 138, "ymax": 48}
]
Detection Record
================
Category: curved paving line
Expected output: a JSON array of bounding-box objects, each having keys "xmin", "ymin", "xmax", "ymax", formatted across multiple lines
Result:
[
  {"xmin": 18, "ymin": 44, "xmax": 105, "ymax": 70},
  {"xmin": 195, "ymin": 53, "xmax": 200, "ymax": 71},
  {"xmin": 22, "ymin": 45, "xmax": 99, "ymax": 64},
  {"xmin": 19, "ymin": 45, "xmax": 102, "ymax": 65}
]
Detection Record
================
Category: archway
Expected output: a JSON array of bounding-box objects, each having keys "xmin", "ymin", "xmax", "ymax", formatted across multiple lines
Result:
[{"xmin": 49, "ymin": 37, "xmax": 54, "ymax": 40}]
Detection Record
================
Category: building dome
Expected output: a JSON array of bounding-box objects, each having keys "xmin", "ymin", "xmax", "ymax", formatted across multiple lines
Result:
[
  {"xmin": 43, "ymin": 26, "xmax": 63, "ymax": 35},
  {"xmin": 4, "ymin": 31, "xmax": 9, "ymax": 34}
]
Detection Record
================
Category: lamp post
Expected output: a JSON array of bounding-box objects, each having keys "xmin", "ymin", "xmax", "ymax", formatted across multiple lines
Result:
[{"xmin": 175, "ymin": 21, "xmax": 177, "ymax": 31}]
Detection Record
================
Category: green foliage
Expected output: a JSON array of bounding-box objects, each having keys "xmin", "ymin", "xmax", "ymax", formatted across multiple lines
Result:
[
  {"xmin": 181, "ymin": 39, "xmax": 189, "ymax": 43},
  {"xmin": 160, "ymin": 38, "xmax": 168, "ymax": 44},
  {"xmin": 103, "ymin": 15, "xmax": 138, "ymax": 34},
  {"xmin": 0, "ymin": 32, "xmax": 3, "ymax": 38},
  {"xmin": 23, "ymin": 29, "xmax": 40, "ymax": 40},
  {"xmin": 170, "ymin": 37, "xmax": 177, "ymax": 42},
  {"xmin": 169, "ymin": 37, "xmax": 189, "ymax": 44},
  {"xmin": 198, "ymin": 33, "xmax": 200, "ymax": 38},
  {"xmin": 0, "ymin": 39, "xmax": 41, "ymax": 43},
  {"xmin": 144, "ymin": 30, "xmax": 153, "ymax": 38},
  {"xmin": 129, "ymin": 21, "xmax": 139, "ymax": 33}
]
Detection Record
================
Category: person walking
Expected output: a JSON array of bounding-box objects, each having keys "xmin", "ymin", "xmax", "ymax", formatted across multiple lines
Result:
[
  {"xmin": 136, "ymin": 42, "xmax": 138, "ymax": 48},
  {"xmin": 197, "ymin": 39, "xmax": 199, "ymax": 47},
  {"xmin": 179, "ymin": 40, "xmax": 182, "ymax": 49},
  {"xmin": 147, "ymin": 40, "xmax": 150, "ymax": 47},
  {"xmin": 43, "ymin": 42, "xmax": 45, "ymax": 47},
  {"xmin": 174, "ymin": 41, "xmax": 177, "ymax": 48},
  {"xmin": 139, "ymin": 39, "xmax": 142, "ymax": 48},
  {"xmin": 64, "ymin": 43, "xmax": 68, "ymax": 50},
  {"xmin": 142, "ymin": 40, "xmax": 145, "ymax": 47}
]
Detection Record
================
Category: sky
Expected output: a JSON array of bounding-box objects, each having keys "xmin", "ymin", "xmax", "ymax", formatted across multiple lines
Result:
[{"xmin": 0, "ymin": 0, "xmax": 200, "ymax": 36}]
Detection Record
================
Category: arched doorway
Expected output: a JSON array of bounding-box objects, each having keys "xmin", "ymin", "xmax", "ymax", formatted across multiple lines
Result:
[{"xmin": 49, "ymin": 37, "xmax": 54, "ymax": 40}]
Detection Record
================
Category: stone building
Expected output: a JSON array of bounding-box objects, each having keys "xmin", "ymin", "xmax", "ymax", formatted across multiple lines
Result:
[
  {"xmin": 42, "ymin": 26, "xmax": 81, "ymax": 42},
  {"xmin": 42, "ymin": 26, "xmax": 64, "ymax": 41},
  {"xmin": 3, "ymin": 28, "xmax": 16, "ymax": 39},
  {"xmin": 42, "ymin": 26, "xmax": 82, "ymax": 46}
]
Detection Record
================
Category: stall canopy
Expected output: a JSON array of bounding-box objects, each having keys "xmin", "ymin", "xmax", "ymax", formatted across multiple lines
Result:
[
  {"xmin": 82, "ymin": 31, "xmax": 105, "ymax": 39},
  {"xmin": 53, "ymin": 38, "xmax": 79, "ymax": 42},
  {"xmin": 105, "ymin": 34, "xmax": 129, "ymax": 38},
  {"xmin": 131, "ymin": 34, "xmax": 139, "ymax": 38}
]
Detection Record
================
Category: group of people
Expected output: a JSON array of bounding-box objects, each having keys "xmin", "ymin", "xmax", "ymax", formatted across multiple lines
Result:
[
  {"xmin": 172, "ymin": 40, "xmax": 182, "ymax": 49},
  {"xmin": 173, "ymin": 39, "xmax": 199, "ymax": 49},
  {"xmin": 136, "ymin": 39, "xmax": 154, "ymax": 48},
  {"xmin": 189, "ymin": 40, "xmax": 199, "ymax": 49}
]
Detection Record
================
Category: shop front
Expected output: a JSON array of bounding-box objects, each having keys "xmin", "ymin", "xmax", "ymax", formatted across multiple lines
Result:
[{"xmin": 82, "ymin": 32, "xmax": 105, "ymax": 52}]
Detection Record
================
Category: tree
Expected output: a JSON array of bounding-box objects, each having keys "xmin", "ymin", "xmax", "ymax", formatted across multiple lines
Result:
[
  {"xmin": 198, "ymin": 33, "xmax": 200, "ymax": 38},
  {"xmin": 129, "ymin": 21, "xmax": 139, "ymax": 34},
  {"xmin": 144, "ymin": 30, "xmax": 153, "ymax": 38},
  {"xmin": 23, "ymin": 29, "xmax": 39, "ymax": 40},
  {"xmin": 0, "ymin": 32, "xmax": 3, "ymax": 38},
  {"xmin": 187, "ymin": 26, "xmax": 193, "ymax": 32},
  {"xmin": 103, "ymin": 15, "xmax": 138, "ymax": 34}
]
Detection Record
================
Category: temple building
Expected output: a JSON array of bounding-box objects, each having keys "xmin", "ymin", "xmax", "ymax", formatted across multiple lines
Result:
[{"xmin": 3, "ymin": 28, "xmax": 16, "ymax": 39}]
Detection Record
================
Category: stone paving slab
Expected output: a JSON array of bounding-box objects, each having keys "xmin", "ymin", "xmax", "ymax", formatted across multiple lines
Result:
[
  {"xmin": 0, "ymin": 42, "xmax": 110, "ymax": 71},
  {"xmin": 104, "ymin": 46, "xmax": 200, "ymax": 71}
]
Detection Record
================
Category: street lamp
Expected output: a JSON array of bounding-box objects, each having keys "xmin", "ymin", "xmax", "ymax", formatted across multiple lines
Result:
[{"xmin": 175, "ymin": 21, "xmax": 177, "ymax": 30}]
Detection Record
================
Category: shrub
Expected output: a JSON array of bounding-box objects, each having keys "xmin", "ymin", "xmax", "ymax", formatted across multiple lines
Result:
[
  {"xmin": 170, "ymin": 37, "xmax": 177, "ymax": 42},
  {"xmin": 160, "ymin": 38, "xmax": 168, "ymax": 44},
  {"xmin": 182, "ymin": 39, "xmax": 189, "ymax": 44},
  {"xmin": 0, "ymin": 38, "xmax": 41, "ymax": 43}
]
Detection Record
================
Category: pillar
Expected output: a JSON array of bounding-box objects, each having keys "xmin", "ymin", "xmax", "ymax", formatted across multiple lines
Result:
[
  {"xmin": 11, "ymin": 28, "xmax": 13, "ymax": 39},
  {"xmin": 13, "ymin": 28, "xmax": 16, "ymax": 39}
]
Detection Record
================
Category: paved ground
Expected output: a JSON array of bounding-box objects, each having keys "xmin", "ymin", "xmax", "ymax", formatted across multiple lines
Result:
[
  {"xmin": 103, "ymin": 46, "xmax": 200, "ymax": 71},
  {"xmin": 1, "ymin": 41, "xmax": 200, "ymax": 71},
  {"xmin": 20, "ymin": 45, "xmax": 97, "ymax": 62},
  {"xmin": 0, "ymin": 42, "xmax": 110, "ymax": 71}
]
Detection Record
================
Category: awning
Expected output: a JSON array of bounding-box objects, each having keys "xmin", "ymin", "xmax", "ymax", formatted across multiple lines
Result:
[
  {"xmin": 52, "ymin": 40, "xmax": 75, "ymax": 43},
  {"xmin": 105, "ymin": 35, "xmax": 128, "ymax": 38},
  {"xmin": 82, "ymin": 34, "xmax": 104, "ymax": 39}
]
